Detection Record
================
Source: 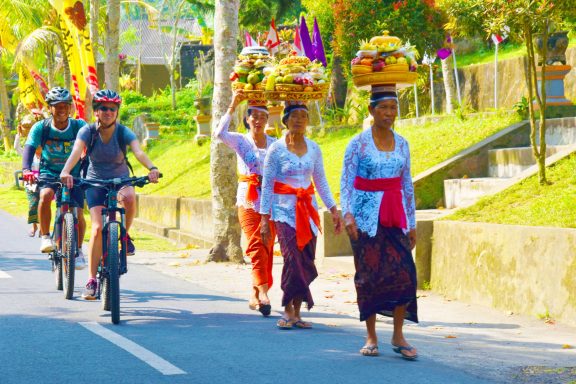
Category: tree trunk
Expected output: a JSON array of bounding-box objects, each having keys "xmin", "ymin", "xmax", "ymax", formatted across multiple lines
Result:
[
  {"xmin": 330, "ymin": 54, "xmax": 347, "ymax": 109},
  {"xmin": 169, "ymin": 1, "xmax": 185, "ymax": 110},
  {"xmin": 90, "ymin": 0, "xmax": 100, "ymax": 79},
  {"xmin": 104, "ymin": 0, "xmax": 120, "ymax": 92},
  {"xmin": 45, "ymin": 46, "xmax": 55, "ymax": 88},
  {"xmin": 0, "ymin": 53, "xmax": 12, "ymax": 150},
  {"xmin": 208, "ymin": 0, "xmax": 243, "ymax": 263},
  {"xmin": 440, "ymin": 57, "xmax": 454, "ymax": 114}
]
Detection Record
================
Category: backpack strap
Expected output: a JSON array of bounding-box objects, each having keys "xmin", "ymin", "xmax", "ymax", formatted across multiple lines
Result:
[
  {"xmin": 81, "ymin": 123, "xmax": 99, "ymax": 178},
  {"xmin": 40, "ymin": 118, "xmax": 53, "ymax": 148},
  {"xmin": 116, "ymin": 124, "xmax": 134, "ymax": 176}
]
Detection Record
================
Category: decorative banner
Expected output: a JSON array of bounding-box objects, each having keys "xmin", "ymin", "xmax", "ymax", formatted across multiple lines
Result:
[
  {"xmin": 244, "ymin": 32, "xmax": 257, "ymax": 47},
  {"xmin": 0, "ymin": 18, "xmax": 18, "ymax": 52},
  {"xmin": 57, "ymin": 16, "xmax": 86, "ymax": 118},
  {"xmin": 299, "ymin": 16, "xmax": 315, "ymax": 61},
  {"xmin": 293, "ymin": 27, "xmax": 304, "ymax": 56},
  {"xmin": 264, "ymin": 18, "xmax": 280, "ymax": 55},
  {"xmin": 18, "ymin": 65, "xmax": 46, "ymax": 112},
  {"xmin": 312, "ymin": 18, "xmax": 326, "ymax": 67},
  {"xmin": 31, "ymin": 70, "xmax": 49, "ymax": 94}
]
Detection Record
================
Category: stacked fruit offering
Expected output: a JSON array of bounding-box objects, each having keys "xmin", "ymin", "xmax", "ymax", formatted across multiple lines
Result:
[
  {"xmin": 350, "ymin": 30, "xmax": 418, "ymax": 75},
  {"xmin": 230, "ymin": 46, "xmax": 275, "ymax": 91},
  {"xmin": 265, "ymin": 54, "xmax": 329, "ymax": 93}
]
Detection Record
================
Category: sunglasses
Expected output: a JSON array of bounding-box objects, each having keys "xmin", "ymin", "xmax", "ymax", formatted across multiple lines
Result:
[{"xmin": 98, "ymin": 106, "xmax": 118, "ymax": 112}]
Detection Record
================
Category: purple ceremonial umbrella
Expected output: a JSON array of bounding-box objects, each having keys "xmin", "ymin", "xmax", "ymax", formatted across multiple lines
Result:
[
  {"xmin": 299, "ymin": 16, "xmax": 315, "ymax": 61},
  {"xmin": 312, "ymin": 18, "xmax": 327, "ymax": 66}
]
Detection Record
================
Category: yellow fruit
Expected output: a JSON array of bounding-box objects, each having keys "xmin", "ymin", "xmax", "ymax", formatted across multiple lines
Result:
[
  {"xmin": 303, "ymin": 86, "xmax": 314, "ymax": 92},
  {"xmin": 397, "ymin": 57, "xmax": 407, "ymax": 64},
  {"xmin": 244, "ymin": 83, "xmax": 254, "ymax": 90},
  {"xmin": 265, "ymin": 75, "xmax": 276, "ymax": 91}
]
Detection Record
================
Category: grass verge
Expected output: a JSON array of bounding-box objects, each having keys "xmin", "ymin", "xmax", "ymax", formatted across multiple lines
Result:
[
  {"xmin": 0, "ymin": 185, "xmax": 184, "ymax": 252},
  {"xmin": 445, "ymin": 154, "xmax": 576, "ymax": 228}
]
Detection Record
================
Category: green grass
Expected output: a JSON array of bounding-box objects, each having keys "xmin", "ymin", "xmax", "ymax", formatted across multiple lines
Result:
[
  {"xmin": 0, "ymin": 185, "xmax": 184, "ymax": 252},
  {"xmin": 456, "ymin": 38, "xmax": 576, "ymax": 68},
  {"xmin": 127, "ymin": 111, "xmax": 520, "ymax": 203},
  {"xmin": 445, "ymin": 154, "xmax": 576, "ymax": 228}
]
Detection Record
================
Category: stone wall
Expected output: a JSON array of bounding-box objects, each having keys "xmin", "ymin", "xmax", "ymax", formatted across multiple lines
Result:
[
  {"xmin": 431, "ymin": 221, "xmax": 576, "ymax": 327},
  {"xmin": 402, "ymin": 47, "xmax": 576, "ymax": 114}
]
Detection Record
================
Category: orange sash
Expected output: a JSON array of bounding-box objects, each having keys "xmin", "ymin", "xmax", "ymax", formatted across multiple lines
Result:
[
  {"xmin": 273, "ymin": 182, "xmax": 321, "ymax": 250},
  {"xmin": 238, "ymin": 173, "xmax": 260, "ymax": 203}
]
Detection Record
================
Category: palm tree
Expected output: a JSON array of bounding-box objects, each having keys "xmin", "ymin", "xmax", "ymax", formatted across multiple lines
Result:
[
  {"xmin": 105, "ymin": 0, "xmax": 121, "ymax": 91},
  {"xmin": 208, "ymin": 0, "xmax": 243, "ymax": 263}
]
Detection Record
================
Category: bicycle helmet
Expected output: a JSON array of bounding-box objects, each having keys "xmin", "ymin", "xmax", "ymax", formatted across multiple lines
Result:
[
  {"xmin": 92, "ymin": 89, "xmax": 122, "ymax": 110},
  {"xmin": 45, "ymin": 87, "xmax": 72, "ymax": 106}
]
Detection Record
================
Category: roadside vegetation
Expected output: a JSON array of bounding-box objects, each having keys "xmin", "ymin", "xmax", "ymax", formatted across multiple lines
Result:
[{"xmin": 446, "ymin": 154, "xmax": 576, "ymax": 228}]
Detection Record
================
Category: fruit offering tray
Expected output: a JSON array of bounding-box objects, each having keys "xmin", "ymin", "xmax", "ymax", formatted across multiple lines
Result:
[
  {"xmin": 264, "ymin": 90, "xmax": 326, "ymax": 101},
  {"xmin": 241, "ymin": 90, "xmax": 267, "ymax": 103},
  {"xmin": 352, "ymin": 71, "xmax": 417, "ymax": 89}
]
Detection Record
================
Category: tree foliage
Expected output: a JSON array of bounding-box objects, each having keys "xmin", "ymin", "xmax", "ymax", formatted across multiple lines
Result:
[
  {"xmin": 239, "ymin": 0, "xmax": 303, "ymax": 34},
  {"xmin": 332, "ymin": 0, "xmax": 446, "ymax": 69}
]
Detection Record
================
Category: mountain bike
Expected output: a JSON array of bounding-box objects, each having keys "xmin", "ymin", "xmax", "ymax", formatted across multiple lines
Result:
[
  {"xmin": 78, "ymin": 175, "xmax": 160, "ymax": 324},
  {"xmin": 38, "ymin": 176, "xmax": 81, "ymax": 300}
]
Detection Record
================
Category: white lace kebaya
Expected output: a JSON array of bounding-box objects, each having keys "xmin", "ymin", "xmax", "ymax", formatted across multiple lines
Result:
[
  {"xmin": 259, "ymin": 136, "xmax": 336, "ymax": 234},
  {"xmin": 340, "ymin": 128, "xmax": 416, "ymax": 237},
  {"xmin": 214, "ymin": 112, "xmax": 276, "ymax": 211}
]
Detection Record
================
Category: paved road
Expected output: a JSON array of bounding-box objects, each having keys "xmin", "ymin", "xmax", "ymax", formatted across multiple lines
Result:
[{"xmin": 0, "ymin": 209, "xmax": 573, "ymax": 383}]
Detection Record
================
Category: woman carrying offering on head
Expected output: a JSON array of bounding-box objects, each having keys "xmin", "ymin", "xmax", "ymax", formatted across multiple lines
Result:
[
  {"xmin": 260, "ymin": 102, "xmax": 343, "ymax": 330},
  {"xmin": 340, "ymin": 85, "xmax": 418, "ymax": 359},
  {"xmin": 214, "ymin": 90, "xmax": 277, "ymax": 317}
]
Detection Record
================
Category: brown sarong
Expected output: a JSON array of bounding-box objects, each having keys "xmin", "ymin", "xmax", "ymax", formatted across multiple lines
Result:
[{"xmin": 275, "ymin": 221, "xmax": 317, "ymax": 310}]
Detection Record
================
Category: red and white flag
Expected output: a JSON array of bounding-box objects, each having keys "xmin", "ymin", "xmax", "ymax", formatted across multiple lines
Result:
[
  {"xmin": 293, "ymin": 27, "xmax": 304, "ymax": 56},
  {"xmin": 244, "ymin": 31, "xmax": 257, "ymax": 47},
  {"xmin": 264, "ymin": 18, "xmax": 280, "ymax": 54},
  {"xmin": 491, "ymin": 26, "xmax": 510, "ymax": 45}
]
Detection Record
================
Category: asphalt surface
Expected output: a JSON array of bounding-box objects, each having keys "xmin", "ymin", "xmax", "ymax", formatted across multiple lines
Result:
[{"xmin": 1, "ymin": 208, "xmax": 575, "ymax": 384}]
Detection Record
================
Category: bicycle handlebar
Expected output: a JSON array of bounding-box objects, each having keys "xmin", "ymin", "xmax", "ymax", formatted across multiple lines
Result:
[{"xmin": 77, "ymin": 173, "xmax": 163, "ymax": 190}]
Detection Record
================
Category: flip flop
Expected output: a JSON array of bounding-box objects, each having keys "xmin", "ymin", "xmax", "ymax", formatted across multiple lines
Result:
[
  {"xmin": 28, "ymin": 228, "xmax": 37, "ymax": 237},
  {"xmin": 392, "ymin": 344, "xmax": 418, "ymax": 360},
  {"xmin": 258, "ymin": 303, "xmax": 271, "ymax": 317},
  {"xmin": 276, "ymin": 317, "xmax": 294, "ymax": 330},
  {"xmin": 360, "ymin": 345, "xmax": 379, "ymax": 357},
  {"xmin": 293, "ymin": 320, "xmax": 313, "ymax": 329}
]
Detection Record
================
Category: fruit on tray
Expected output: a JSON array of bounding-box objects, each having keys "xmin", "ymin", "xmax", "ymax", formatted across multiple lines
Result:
[
  {"xmin": 230, "ymin": 46, "xmax": 275, "ymax": 88},
  {"xmin": 265, "ymin": 52, "xmax": 329, "ymax": 92}
]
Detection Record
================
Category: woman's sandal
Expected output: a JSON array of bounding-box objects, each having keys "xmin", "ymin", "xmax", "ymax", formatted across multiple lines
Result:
[
  {"xmin": 258, "ymin": 303, "xmax": 271, "ymax": 317},
  {"xmin": 360, "ymin": 345, "xmax": 379, "ymax": 357},
  {"xmin": 392, "ymin": 344, "xmax": 418, "ymax": 360},
  {"xmin": 276, "ymin": 317, "xmax": 295, "ymax": 330},
  {"xmin": 293, "ymin": 320, "xmax": 313, "ymax": 329}
]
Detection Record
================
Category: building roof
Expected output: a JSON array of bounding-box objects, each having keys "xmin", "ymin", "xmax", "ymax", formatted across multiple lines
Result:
[{"xmin": 99, "ymin": 19, "xmax": 203, "ymax": 65}]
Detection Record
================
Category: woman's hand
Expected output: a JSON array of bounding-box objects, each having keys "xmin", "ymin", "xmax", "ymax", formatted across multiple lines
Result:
[
  {"xmin": 60, "ymin": 171, "xmax": 74, "ymax": 189},
  {"xmin": 148, "ymin": 168, "xmax": 160, "ymax": 183},
  {"xmin": 330, "ymin": 207, "xmax": 343, "ymax": 235},
  {"xmin": 229, "ymin": 90, "xmax": 245, "ymax": 112},
  {"xmin": 408, "ymin": 229, "xmax": 417, "ymax": 250},
  {"xmin": 260, "ymin": 215, "xmax": 271, "ymax": 245},
  {"xmin": 343, "ymin": 212, "xmax": 358, "ymax": 241}
]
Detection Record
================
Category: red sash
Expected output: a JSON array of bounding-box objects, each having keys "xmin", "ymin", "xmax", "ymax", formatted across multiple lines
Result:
[
  {"xmin": 273, "ymin": 182, "xmax": 321, "ymax": 250},
  {"xmin": 353, "ymin": 176, "xmax": 407, "ymax": 229},
  {"xmin": 238, "ymin": 173, "xmax": 260, "ymax": 203}
]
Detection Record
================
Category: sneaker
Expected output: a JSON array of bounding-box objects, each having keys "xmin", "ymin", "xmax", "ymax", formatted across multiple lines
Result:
[
  {"xmin": 82, "ymin": 278, "xmax": 97, "ymax": 300},
  {"xmin": 40, "ymin": 235, "xmax": 55, "ymax": 253},
  {"xmin": 127, "ymin": 234, "xmax": 135, "ymax": 256},
  {"xmin": 75, "ymin": 249, "xmax": 86, "ymax": 270}
]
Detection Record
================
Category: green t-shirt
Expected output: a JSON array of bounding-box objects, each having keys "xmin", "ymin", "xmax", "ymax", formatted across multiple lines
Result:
[{"xmin": 25, "ymin": 118, "xmax": 87, "ymax": 177}]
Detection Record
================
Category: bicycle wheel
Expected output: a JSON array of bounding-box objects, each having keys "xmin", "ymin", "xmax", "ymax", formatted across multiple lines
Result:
[
  {"xmin": 101, "ymin": 273, "xmax": 110, "ymax": 311},
  {"xmin": 107, "ymin": 223, "xmax": 121, "ymax": 324},
  {"xmin": 62, "ymin": 212, "xmax": 76, "ymax": 300},
  {"xmin": 53, "ymin": 252, "xmax": 63, "ymax": 291}
]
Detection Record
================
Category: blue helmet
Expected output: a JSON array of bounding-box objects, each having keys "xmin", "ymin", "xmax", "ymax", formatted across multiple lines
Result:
[{"xmin": 45, "ymin": 87, "xmax": 72, "ymax": 106}]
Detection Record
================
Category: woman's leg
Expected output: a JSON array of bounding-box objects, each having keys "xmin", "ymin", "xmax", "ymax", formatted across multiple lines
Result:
[
  {"xmin": 391, "ymin": 305, "xmax": 417, "ymax": 358},
  {"xmin": 118, "ymin": 186, "xmax": 136, "ymax": 232},
  {"xmin": 87, "ymin": 206, "xmax": 104, "ymax": 279}
]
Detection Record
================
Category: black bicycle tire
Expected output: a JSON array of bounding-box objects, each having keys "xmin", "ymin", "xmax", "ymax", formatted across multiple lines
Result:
[
  {"xmin": 54, "ymin": 252, "xmax": 63, "ymax": 291},
  {"xmin": 102, "ymin": 275, "xmax": 110, "ymax": 311},
  {"xmin": 62, "ymin": 212, "xmax": 76, "ymax": 300},
  {"xmin": 108, "ymin": 223, "xmax": 120, "ymax": 324}
]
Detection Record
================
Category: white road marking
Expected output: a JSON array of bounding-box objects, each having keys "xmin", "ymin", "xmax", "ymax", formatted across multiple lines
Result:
[
  {"xmin": 0, "ymin": 270, "xmax": 12, "ymax": 279},
  {"xmin": 79, "ymin": 322, "xmax": 186, "ymax": 375}
]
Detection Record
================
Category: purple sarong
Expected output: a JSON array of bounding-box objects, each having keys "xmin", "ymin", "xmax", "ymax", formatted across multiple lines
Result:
[
  {"xmin": 275, "ymin": 221, "xmax": 317, "ymax": 310},
  {"xmin": 350, "ymin": 224, "xmax": 418, "ymax": 323}
]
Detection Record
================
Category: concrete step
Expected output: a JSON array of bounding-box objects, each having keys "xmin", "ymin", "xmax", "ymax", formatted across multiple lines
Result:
[
  {"xmin": 132, "ymin": 218, "xmax": 175, "ymax": 237},
  {"xmin": 444, "ymin": 177, "xmax": 510, "ymax": 209},
  {"xmin": 167, "ymin": 229, "xmax": 214, "ymax": 249},
  {"xmin": 544, "ymin": 117, "xmax": 576, "ymax": 145},
  {"xmin": 488, "ymin": 145, "xmax": 567, "ymax": 178}
]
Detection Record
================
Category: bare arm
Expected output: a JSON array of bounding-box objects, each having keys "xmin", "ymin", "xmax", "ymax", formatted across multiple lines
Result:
[{"xmin": 130, "ymin": 139, "xmax": 160, "ymax": 183}]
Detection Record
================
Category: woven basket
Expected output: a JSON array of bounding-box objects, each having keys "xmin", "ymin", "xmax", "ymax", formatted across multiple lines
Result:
[
  {"xmin": 351, "ymin": 65, "xmax": 373, "ymax": 75},
  {"xmin": 313, "ymin": 83, "xmax": 330, "ymax": 91},
  {"xmin": 242, "ymin": 90, "xmax": 266, "ymax": 103},
  {"xmin": 264, "ymin": 90, "xmax": 326, "ymax": 101},
  {"xmin": 232, "ymin": 81, "xmax": 246, "ymax": 90},
  {"xmin": 275, "ymin": 84, "xmax": 304, "ymax": 92},
  {"xmin": 352, "ymin": 71, "xmax": 417, "ymax": 89}
]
